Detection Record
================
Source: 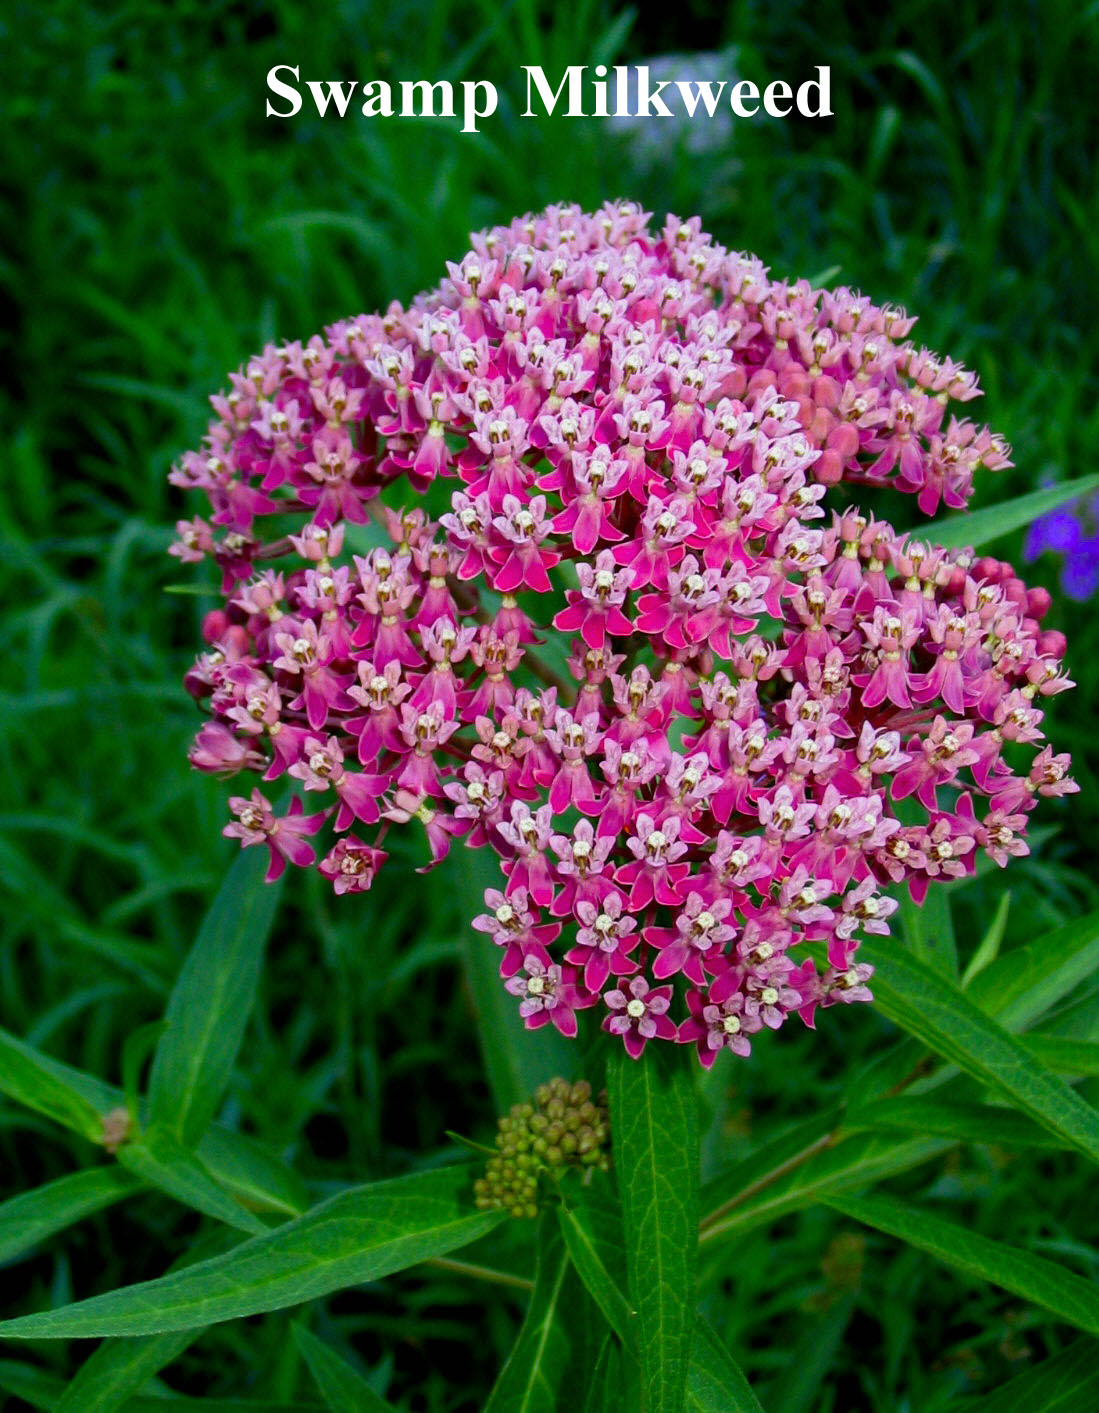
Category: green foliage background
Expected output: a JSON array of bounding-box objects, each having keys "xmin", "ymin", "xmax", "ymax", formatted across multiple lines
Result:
[{"xmin": 2, "ymin": 0, "xmax": 1098, "ymax": 1408}]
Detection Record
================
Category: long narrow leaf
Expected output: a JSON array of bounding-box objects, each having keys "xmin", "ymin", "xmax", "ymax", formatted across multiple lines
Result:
[
  {"xmin": 965, "ymin": 910, "xmax": 1099, "ymax": 1031},
  {"xmin": 148, "ymin": 846, "xmax": 283, "ymax": 1146},
  {"xmin": 827, "ymin": 1192, "xmax": 1099, "ymax": 1333},
  {"xmin": 0, "ymin": 1356, "xmax": 314, "ymax": 1413},
  {"xmin": 196, "ymin": 1125, "xmax": 309, "ymax": 1217},
  {"xmin": 292, "ymin": 1324, "xmax": 394, "ymax": 1412},
  {"xmin": 858, "ymin": 938, "xmax": 1099, "ymax": 1163},
  {"xmin": 608, "ymin": 1044, "xmax": 699, "ymax": 1413},
  {"xmin": 55, "ymin": 1332, "xmax": 198, "ymax": 1413},
  {"xmin": 686, "ymin": 1318, "xmax": 764, "ymax": 1413},
  {"xmin": 845, "ymin": 1096, "xmax": 1067, "ymax": 1150},
  {"xmin": 1022, "ymin": 1034, "xmax": 1099, "ymax": 1078},
  {"xmin": 0, "ymin": 1166, "xmax": 501, "ymax": 1339},
  {"xmin": 700, "ymin": 1134, "xmax": 950, "ymax": 1244},
  {"xmin": 483, "ymin": 1221, "xmax": 578, "ymax": 1413},
  {"xmin": 0, "ymin": 1027, "xmax": 105, "ymax": 1141},
  {"xmin": 3, "ymin": 1028, "xmax": 306, "ymax": 1218},
  {"xmin": 556, "ymin": 1174, "xmax": 635, "ymax": 1347},
  {"xmin": 0, "ymin": 1168, "xmax": 143, "ymax": 1266},
  {"xmin": 932, "ymin": 475, "xmax": 1099, "ymax": 549},
  {"xmin": 117, "ymin": 1128, "xmax": 269, "ymax": 1235},
  {"xmin": 942, "ymin": 1339, "xmax": 1099, "ymax": 1412}
]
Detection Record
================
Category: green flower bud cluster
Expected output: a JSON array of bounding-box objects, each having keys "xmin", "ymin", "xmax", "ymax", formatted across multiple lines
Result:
[{"xmin": 473, "ymin": 1077, "xmax": 610, "ymax": 1219}]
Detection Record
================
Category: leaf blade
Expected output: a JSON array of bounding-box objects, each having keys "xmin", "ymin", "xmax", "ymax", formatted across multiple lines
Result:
[
  {"xmin": 148, "ymin": 846, "xmax": 284, "ymax": 1146},
  {"xmin": 942, "ymin": 1338, "xmax": 1099, "ymax": 1412},
  {"xmin": 686, "ymin": 1317, "xmax": 764, "ymax": 1413},
  {"xmin": 117, "ymin": 1128, "xmax": 269, "ymax": 1235},
  {"xmin": 0, "ymin": 1166, "xmax": 501, "ymax": 1339},
  {"xmin": 556, "ymin": 1174, "xmax": 635, "ymax": 1348},
  {"xmin": 292, "ymin": 1323, "xmax": 394, "ymax": 1412},
  {"xmin": 0, "ymin": 1026, "xmax": 106, "ymax": 1142},
  {"xmin": 932, "ymin": 474, "xmax": 1099, "ymax": 549},
  {"xmin": 827, "ymin": 1191, "xmax": 1099, "ymax": 1333},
  {"xmin": 858, "ymin": 937, "xmax": 1099, "ymax": 1163},
  {"xmin": 608, "ymin": 1044, "xmax": 699, "ymax": 1413},
  {"xmin": 483, "ymin": 1221, "xmax": 576, "ymax": 1413},
  {"xmin": 0, "ymin": 1168, "xmax": 143, "ymax": 1267}
]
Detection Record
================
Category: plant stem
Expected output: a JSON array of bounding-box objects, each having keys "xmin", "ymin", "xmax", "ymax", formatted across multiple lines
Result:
[{"xmin": 424, "ymin": 1256, "xmax": 534, "ymax": 1292}]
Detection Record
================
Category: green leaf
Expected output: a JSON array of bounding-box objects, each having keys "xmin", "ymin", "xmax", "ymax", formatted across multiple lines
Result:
[
  {"xmin": 763, "ymin": 1296, "xmax": 854, "ymax": 1413},
  {"xmin": 53, "ymin": 1234, "xmax": 239, "ymax": 1413},
  {"xmin": 55, "ymin": 1332, "xmax": 198, "ymax": 1413},
  {"xmin": 857, "ymin": 938, "xmax": 1099, "ymax": 1163},
  {"xmin": 700, "ymin": 1133, "xmax": 951, "ymax": 1244},
  {"xmin": 932, "ymin": 474, "xmax": 1099, "ymax": 549},
  {"xmin": 686, "ymin": 1317, "xmax": 764, "ymax": 1413},
  {"xmin": 196, "ymin": 1124, "xmax": 309, "ymax": 1217},
  {"xmin": 292, "ymin": 1323, "xmax": 394, "ymax": 1412},
  {"xmin": 457, "ymin": 848, "xmax": 572, "ymax": 1110},
  {"xmin": 0, "ymin": 1166, "xmax": 502, "ymax": 1339},
  {"xmin": 556, "ymin": 1172, "xmax": 635, "ymax": 1347},
  {"xmin": 960, "ymin": 891, "xmax": 1010, "ymax": 987},
  {"xmin": 942, "ymin": 1338, "xmax": 1099, "ymax": 1412},
  {"xmin": 965, "ymin": 910, "xmax": 1099, "ymax": 1032},
  {"xmin": 1022, "ymin": 1034, "xmax": 1099, "ymax": 1078},
  {"xmin": 846, "ymin": 1096, "xmax": 1068, "ymax": 1150},
  {"xmin": 898, "ymin": 884, "xmax": 957, "ymax": 976},
  {"xmin": 0, "ymin": 1168, "xmax": 144, "ymax": 1266},
  {"xmin": 699, "ymin": 1110, "xmax": 840, "ymax": 1220},
  {"xmin": 583, "ymin": 1338, "xmax": 625, "ymax": 1413},
  {"xmin": 826, "ymin": 1191, "xmax": 1099, "ymax": 1334},
  {"xmin": 0, "ymin": 1026, "xmax": 106, "ymax": 1142},
  {"xmin": 4, "ymin": 1023, "xmax": 306, "ymax": 1219},
  {"xmin": 117, "ymin": 1127, "xmax": 269, "ymax": 1235},
  {"xmin": 148, "ymin": 846, "xmax": 284, "ymax": 1146},
  {"xmin": 608, "ymin": 1043, "xmax": 699, "ymax": 1413},
  {"xmin": 0, "ymin": 1354, "xmax": 316, "ymax": 1413},
  {"xmin": 483, "ymin": 1221, "xmax": 577, "ymax": 1413}
]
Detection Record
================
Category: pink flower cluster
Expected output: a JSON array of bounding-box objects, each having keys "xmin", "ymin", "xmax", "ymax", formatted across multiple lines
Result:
[{"xmin": 172, "ymin": 202, "xmax": 1076, "ymax": 1065}]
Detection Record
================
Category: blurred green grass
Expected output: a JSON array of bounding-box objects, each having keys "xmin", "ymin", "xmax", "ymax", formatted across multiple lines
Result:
[{"xmin": 2, "ymin": 0, "xmax": 1098, "ymax": 1407}]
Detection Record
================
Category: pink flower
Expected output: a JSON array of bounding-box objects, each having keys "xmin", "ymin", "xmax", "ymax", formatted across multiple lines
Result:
[
  {"xmin": 174, "ymin": 203, "xmax": 1074, "ymax": 1063},
  {"xmin": 505, "ymin": 955, "xmax": 589, "ymax": 1038},
  {"xmin": 223, "ymin": 790, "xmax": 326, "ymax": 881},
  {"xmin": 603, "ymin": 976, "xmax": 676, "ymax": 1059}
]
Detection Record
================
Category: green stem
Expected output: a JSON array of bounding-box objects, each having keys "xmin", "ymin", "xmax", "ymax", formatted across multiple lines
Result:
[{"xmin": 425, "ymin": 1256, "xmax": 534, "ymax": 1292}]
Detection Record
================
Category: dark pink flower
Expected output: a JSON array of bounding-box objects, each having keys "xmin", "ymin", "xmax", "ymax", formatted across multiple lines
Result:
[{"xmin": 174, "ymin": 203, "xmax": 1074, "ymax": 1065}]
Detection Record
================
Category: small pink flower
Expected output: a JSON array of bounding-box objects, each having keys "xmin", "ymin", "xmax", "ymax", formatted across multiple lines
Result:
[{"xmin": 603, "ymin": 976, "xmax": 676, "ymax": 1059}]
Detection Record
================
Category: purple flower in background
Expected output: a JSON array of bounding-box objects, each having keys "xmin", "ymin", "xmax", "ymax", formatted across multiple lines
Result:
[{"xmin": 1024, "ymin": 488, "xmax": 1099, "ymax": 600}]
